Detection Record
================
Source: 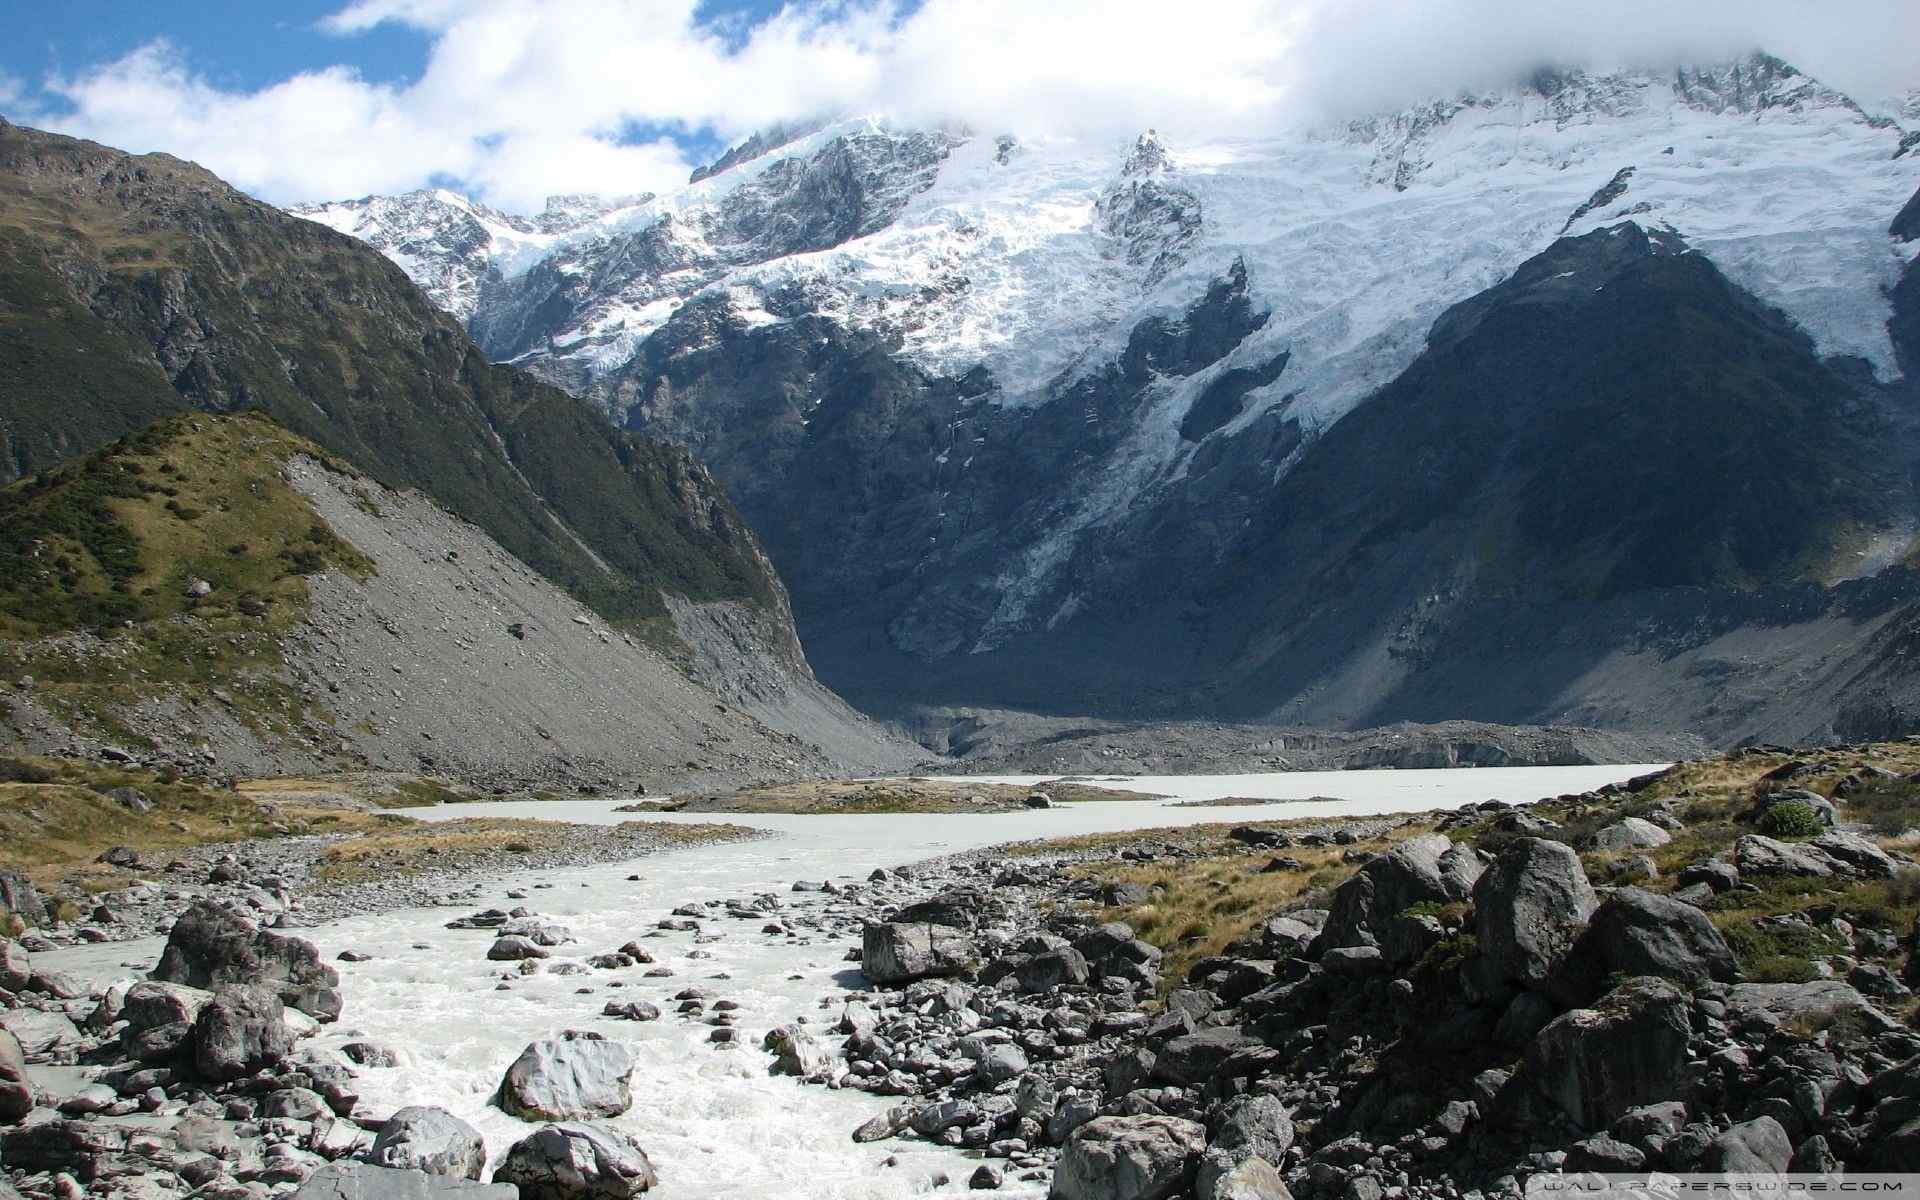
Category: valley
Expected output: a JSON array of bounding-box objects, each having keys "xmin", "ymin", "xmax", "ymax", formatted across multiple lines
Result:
[{"xmin": 1, "ymin": 24, "xmax": 1919, "ymax": 1200}]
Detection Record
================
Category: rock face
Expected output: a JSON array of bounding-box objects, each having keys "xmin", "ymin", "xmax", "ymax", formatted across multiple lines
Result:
[
  {"xmin": 1324, "ymin": 835, "xmax": 1482, "ymax": 950},
  {"xmin": 370, "ymin": 1106, "xmax": 488, "ymax": 1180},
  {"xmin": 291, "ymin": 1162, "xmax": 517, "ymax": 1199},
  {"xmin": 192, "ymin": 985, "xmax": 296, "ymax": 1082},
  {"xmin": 862, "ymin": 922, "xmax": 973, "ymax": 985},
  {"xmin": 1525, "ymin": 977, "xmax": 1693, "ymax": 1130},
  {"xmin": 494, "ymin": 1123, "xmax": 658, "ymax": 1199},
  {"xmin": 1052, "ymin": 1115, "xmax": 1207, "ymax": 1200},
  {"xmin": 496, "ymin": 1032, "xmax": 637, "ymax": 1122},
  {"xmin": 1472, "ymin": 837, "xmax": 1597, "ymax": 989},
  {"xmin": 153, "ymin": 902, "xmax": 343, "ymax": 1021}
]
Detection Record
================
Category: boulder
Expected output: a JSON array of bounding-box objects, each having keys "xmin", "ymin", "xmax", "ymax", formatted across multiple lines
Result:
[
  {"xmin": 0, "ymin": 938, "xmax": 29, "ymax": 992},
  {"xmin": 1734, "ymin": 835, "xmax": 1836, "ymax": 879},
  {"xmin": 1722, "ymin": 981, "xmax": 1898, "ymax": 1037},
  {"xmin": 1472, "ymin": 837, "xmax": 1596, "ymax": 989},
  {"xmin": 1550, "ymin": 887, "xmax": 1738, "ymax": 1006},
  {"xmin": 763, "ymin": 1024, "xmax": 832, "ymax": 1077},
  {"xmin": 1809, "ymin": 830, "xmax": 1898, "ymax": 879},
  {"xmin": 1589, "ymin": 818, "xmax": 1671, "ymax": 851},
  {"xmin": 0, "ymin": 1009, "xmax": 79, "ymax": 1061},
  {"xmin": 895, "ymin": 888, "xmax": 993, "ymax": 929},
  {"xmin": 1074, "ymin": 923, "xmax": 1163, "ymax": 987},
  {"xmin": 495, "ymin": 1123, "xmax": 656, "ymax": 1199},
  {"xmin": 1051, "ymin": 1115, "xmax": 1206, "ymax": 1200},
  {"xmin": 862, "ymin": 922, "xmax": 972, "ymax": 985},
  {"xmin": 1208, "ymin": 1093, "xmax": 1294, "ymax": 1165},
  {"xmin": 1153, "ymin": 1027, "xmax": 1265, "ymax": 1087},
  {"xmin": 496, "ymin": 1031, "xmax": 636, "ymax": 1122},
  {"xmin": 969, "ymin": 1041, "xmax": 1029, "ymax": 1087},
  {"xmin": 0, "ymin": 873, "xmax": 47, "ymax": 927},
  {"xmin": 153, "ymin": 901, "xmax": 342, "ymax": 1021},
  {"xmin": 0, "ymin": 1029, "xmax": 30, "ymax": 1123},
  {"xmin": 122, "ymin": 981, "xmax": 214, "ymax": 1034},
  {"xmin": 488, "ymin": 936, "xmax": 550, "ymax": 961},
  {"xmin": 1198, "ymin": 1156, "xmax": 1291, "ymax": 1200},
  {"xmin": 194, "ymin": 985, "xmax": 295, "ymax": 1082},
  {"xmin": 1705, "ymin": 1116, "xmax": 1792, "ymax": 1174},
  {"xmin": 1322, "ymin": 835, "xmax": 1482, "ymax": 950},
  {"xmin": 370, "ymin": 1106, "xmax": 487, "ymax": 1180},
  {"xmin": 291, "ymin": 1162, "xmax": 516, "ymax": 1199},
  {"xmin": 1525, "ymin": 977, "xmax": 1692, "ymax": 1131},
  {"xmin": 1016, "ymin": 946, "xmax": 1091, "ymax": 993}
]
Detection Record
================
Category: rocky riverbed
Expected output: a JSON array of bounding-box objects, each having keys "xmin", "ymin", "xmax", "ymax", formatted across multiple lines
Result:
[{"xmin": 3, "ymin": 748, "xmax": 1917, "ymax": 1199}]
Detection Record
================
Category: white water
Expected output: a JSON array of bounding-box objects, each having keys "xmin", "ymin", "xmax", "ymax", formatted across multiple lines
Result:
[{"xmin": 40, "ymin": 765, "xmax": 1659, "ymax": 1198}]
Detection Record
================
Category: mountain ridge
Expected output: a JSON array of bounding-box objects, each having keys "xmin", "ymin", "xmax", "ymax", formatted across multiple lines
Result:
[{"xmin": 293, "ymin": 54, "xmax": 1920, "ymax": 744}]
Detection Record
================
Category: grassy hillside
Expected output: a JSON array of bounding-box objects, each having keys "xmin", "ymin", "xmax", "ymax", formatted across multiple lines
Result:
[
  {"xmin": 0, "ymin": 116, "xmax": 777, "ymax": 632},
  {"xmin": 0, "ymin": 412, "xmax": 371, "ymax": 746}
]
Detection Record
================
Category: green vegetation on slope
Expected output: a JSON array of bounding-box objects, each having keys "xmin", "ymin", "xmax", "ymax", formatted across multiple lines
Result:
[
  {"xmin": 0, "ymin": 117, "xmax": 778, "ymax": 633},
  {"xmin": 0, "ymin": 411, "xmax": 370, "ymax": 743}
]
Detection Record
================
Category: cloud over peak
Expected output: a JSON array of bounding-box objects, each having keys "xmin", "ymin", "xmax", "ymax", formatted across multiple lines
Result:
[{"xmin": 16, "ymin": 0, "xmax": 1919, "ymax": 211}]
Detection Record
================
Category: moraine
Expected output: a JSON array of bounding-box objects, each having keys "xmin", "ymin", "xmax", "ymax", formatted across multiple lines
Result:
[{"xmin": 33, "ymin": 765, "xmax": 1657, "ymax": 1199}]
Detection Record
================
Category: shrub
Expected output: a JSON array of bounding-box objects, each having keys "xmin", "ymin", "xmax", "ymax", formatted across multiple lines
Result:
[{"xmin": 1757, "ymin": 800, "xmax": 1824, "ymax": 839}]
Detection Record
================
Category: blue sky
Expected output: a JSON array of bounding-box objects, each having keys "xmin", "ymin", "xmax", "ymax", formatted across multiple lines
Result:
[
  {"xmin": 0, "ymin": 0, "xmax": 814, "ymax": 184},
  {"xmin": 3, "ymin": 1, "xmax": 1911, "ymax": 212}
]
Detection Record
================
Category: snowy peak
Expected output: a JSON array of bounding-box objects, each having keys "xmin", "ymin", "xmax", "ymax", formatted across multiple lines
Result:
[{"xmin": 689, "ymin": 117, "xmax": 832, "ymax": 183}]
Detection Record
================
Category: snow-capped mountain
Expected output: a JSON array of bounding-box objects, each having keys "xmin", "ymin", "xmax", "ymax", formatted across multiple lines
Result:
[
  {"xmin": 290, "ymin": 188, "xmax": 652, "ymax": 319},
  {"xmin": 298, "ymin": 54, "xmax": 1920, "ymax": 744}
]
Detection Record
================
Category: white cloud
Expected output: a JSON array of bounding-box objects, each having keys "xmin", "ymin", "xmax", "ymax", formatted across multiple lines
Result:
[{"xmin": 14, "ymin": 0, "xmax": 1919, "ymax": 211}]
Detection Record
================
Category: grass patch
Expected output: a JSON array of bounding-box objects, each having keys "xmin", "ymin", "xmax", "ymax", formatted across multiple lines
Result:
[
  {"xmin": 0, "ymin": 412, "xmax": 373, "ymax": 741},
  {"xmin": 0, "ymin": 756, "xmax": 396, "ymax": 905}
]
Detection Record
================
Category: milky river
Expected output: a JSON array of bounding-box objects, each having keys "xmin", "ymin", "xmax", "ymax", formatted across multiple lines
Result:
[{"xmin": 40, "ymin": 765, "xmax": 1659, "ymax": 1198}]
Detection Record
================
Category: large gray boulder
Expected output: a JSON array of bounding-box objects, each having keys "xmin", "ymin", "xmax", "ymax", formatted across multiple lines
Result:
[
  {"xmin": 1074, "ymin": 923, "xmax": 1164, "ymax": 988},
  {"xmin": 1705, "ymin": 1116, "xmax": 1793, "ymax": 1174},
  {"xmin": 122, "ymin": 981, "xmax": 215, "ymax": 1034},
  {"xmin": 496, "ymin": 1031, "xmax": 636, "ymax": 1122},
  {"xmin": 1153, "ymin": 1027, "xmax": 1266, "ymax": 1087},
  {"xmin": 861, "ymin": 922, "xmax": 972, "ymax": 985},
  {"xmin": 369, "ymin": 1106, "xmax": 487, "ymax": 1180},
  {"xmin": 0, "ymin": 938, "xmax": 29, "ymax": 992},
  {"xmin": 1733, "ymin": 835, "xmax": 1835, "ymax": 878},
  {"xmin": 494, "ymin": 1123, "xmax": 657, "ymax": 1199},
  {"xmin": 0, "ymin": 1010, "xmax": 78, "ymax": 1062},
  {"xmin": 763, "ymin": 1024, "xmax": 832, "ymax": 1078},
  {"xmin": 1016, "ymin": 946, "xmax": 1091, "ymax": 993},
  {"xmin": 1809, "ymin": 830, "xmax": 1898, "ymax": 879},
  {"xmin": 1525, "ymin": 977, "xmax": 1692, "ymax": 1131},
  {"xmin": 194, "ymin": 985, "xmax": 296, "ymax": 1082},
  {"xmin": 1723, "ymin": 981, "xmax": 1898, "ymax": 1037},
  {"xmin": 1550, "ymin": 887, "xmax": 1739, "ymax": 1006},
  {"xmin": 1199, "ymin": 1158, "xmax": 1291, "ymax": 1200},
  {"xmin": 1195, "ymin": 1093, "xmax": 1295, "ymax": 1199},
  {"xmin": 0, "ymin": 1029, "xmax": 30, "ymax": 1123},
  {"xmin": 1051, "ymin": 1115, "xmax": 1206, "ymax": 1200},
  {"xmin": 154, "ymin": 901, "xmax": 342, "ymax": 1021},
  {"xmin": 1472, "ymin": 838, "xmax": 1596, "ymax": 989},
  {"xmin": 1589, "ymin": 818, "xmax": 1671, "ymax": 851},
  {"xmin": 292, "ymin": 1162, "xmax": 515, "ymax": 1199},
  {"xmin": 1323, "ymin": 835, "xmax": 1482, "ymax": 950}
]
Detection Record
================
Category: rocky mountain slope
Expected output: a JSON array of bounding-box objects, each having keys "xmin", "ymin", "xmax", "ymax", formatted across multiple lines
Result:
[
  {"xmin": 0, "ymin": 413, "xmax": 916, "ymax": 786},
  {"xmin": 0, "ymin": 117, "xmax": 921, "ymax": 780},
  {"xmin": 308, "ymin": 55, "xmax": 1920, "ymax": 746}
]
